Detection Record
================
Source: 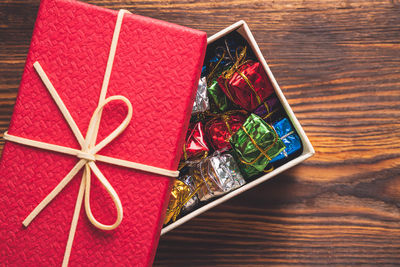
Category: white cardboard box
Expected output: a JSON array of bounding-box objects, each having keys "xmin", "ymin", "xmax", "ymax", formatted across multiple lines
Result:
[{"xmin": 161, "ymin": 20, "xmax": 315, "ymax": 235}]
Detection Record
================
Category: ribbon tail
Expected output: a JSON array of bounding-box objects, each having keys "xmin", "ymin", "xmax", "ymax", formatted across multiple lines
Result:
[
  {"xmin": 22, "ymin": 159, "xmax": 86, "ymax": 227},
  {"xmin": 89, "ymin": 9, "xmax": 128, "ymax": 148},
  {"xmin": 84, "ymin": 162, "xmax": 123, "ymax": 230},
  {"xmin": 33, "ymin": 62, "xmax": 86, "ymax": 147},
  {"xmin": 62, "ymin": 169, "xmax": 86, "ymax": 267}
]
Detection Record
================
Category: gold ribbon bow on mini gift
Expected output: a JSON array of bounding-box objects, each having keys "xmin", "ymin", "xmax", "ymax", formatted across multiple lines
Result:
[
  {"xmin": 3, "ymin": 10, "xmax": 179, "ymax": 267},
  {"xmin": 220, "ymin": 46, "xmax": 248, "ymax": 80}
]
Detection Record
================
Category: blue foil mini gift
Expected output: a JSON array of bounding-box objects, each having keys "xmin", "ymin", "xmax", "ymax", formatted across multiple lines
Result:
[{"xmin": 270, "ymin": 118, "xmax": 302, "ymax": 163}]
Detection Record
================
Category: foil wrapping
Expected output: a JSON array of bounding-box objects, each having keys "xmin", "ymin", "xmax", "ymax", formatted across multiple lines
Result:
[
  {"xmin": 191, "ymin": 151, "xmax": 245, "ymax": 201},
  {"xmin": 270, "ymin": 118, "xmax": 302, "ymax": 163},
  {"xmin": 183, "ymin": 121, "xmax": 209, "ymax": 161},
  {"xmin": 205, "ymin": 110, "xmax": 247, "ymax": 150},
  {"xmin": 207, "ymin": 79, "xmax": 233, "ymax": 113},
  {"xmin": 192, "ymin": 77, "xmax": 210, "ymax": 114},
  {"xmin": 164, "ymin": 179, "xmax": 192, "ymax": 225},
  {"xmin": 253, "ymin": 94, "xmax": 284, "ymax": 124},
  {"xmin": 217, "ymin": 47, "xmax": 274, "ymax": 111},
  {"xmin": 230, "ymin": 113, "xmax": 286, "ymax": 178}
]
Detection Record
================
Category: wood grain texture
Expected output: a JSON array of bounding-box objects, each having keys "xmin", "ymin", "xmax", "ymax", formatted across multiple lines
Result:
[{"xmin": 1, "ymin": 0, "xmax": 399, "ymax": 266}]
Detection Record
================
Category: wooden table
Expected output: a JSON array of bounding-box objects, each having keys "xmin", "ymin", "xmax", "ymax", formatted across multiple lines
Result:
[{"xmin": 1, "ymin": 0, "xmax": 399, "ymax": 265}]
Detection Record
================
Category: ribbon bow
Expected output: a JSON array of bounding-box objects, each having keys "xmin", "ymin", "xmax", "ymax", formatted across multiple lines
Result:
[
  {"xmin": 220, "ymin": 46, "xmax": 248, "ymax": 81},
  {"xmin": 3, "ymin": 10, "xmax": 178, "ymax": 267}
]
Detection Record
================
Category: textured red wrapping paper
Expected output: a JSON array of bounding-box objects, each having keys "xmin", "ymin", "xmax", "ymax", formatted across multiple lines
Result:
[{"xmin": 0, "ymin": 0, "xmax": 207, "ymax": 265}]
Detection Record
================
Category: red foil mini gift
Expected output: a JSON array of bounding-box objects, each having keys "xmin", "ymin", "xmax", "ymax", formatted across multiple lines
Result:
[
  {"xmin": 217, "ymin": 47, "xmax": 274, "ymax": 111},
  {"xmin": 205, "ymin": 110, "xmax": 247, "ymax": 150},
  {"xmin": 183, "ymin": 122, "xmax": 209, "ymax": 161}
]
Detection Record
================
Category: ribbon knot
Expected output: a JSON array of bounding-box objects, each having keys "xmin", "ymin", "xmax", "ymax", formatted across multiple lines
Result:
[
  {"xmin": 3, "ymin": 10, "xmax": 179, "ymax": 267},
  {"xmin": 77, "ymin": 151, "xmax": 95, "ymax": 161}
]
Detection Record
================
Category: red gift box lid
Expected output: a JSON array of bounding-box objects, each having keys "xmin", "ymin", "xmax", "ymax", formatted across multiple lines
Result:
[{"xmin": 0, "ymin": 0, "xmax": 206, "ymax": 265}]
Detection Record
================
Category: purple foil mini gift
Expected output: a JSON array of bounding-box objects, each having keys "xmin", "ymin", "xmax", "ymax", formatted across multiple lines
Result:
[{"xmin": 253, "ymin": 94, "xmax": 284, "ymax": 124}]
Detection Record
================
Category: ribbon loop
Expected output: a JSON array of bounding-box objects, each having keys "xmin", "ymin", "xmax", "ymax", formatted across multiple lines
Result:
[
  {"xmin": 88, "ymin": 95, "xmax": 133, "ymax": 155},
  {"xmin": 85, "ymin": 162, "xmax": 123, "ymax": 230}
]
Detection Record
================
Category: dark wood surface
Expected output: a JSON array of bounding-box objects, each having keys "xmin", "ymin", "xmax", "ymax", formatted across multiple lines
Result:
[{"xmin": 1, "ymin": 0, "xmax": 400, "ymax": 266}]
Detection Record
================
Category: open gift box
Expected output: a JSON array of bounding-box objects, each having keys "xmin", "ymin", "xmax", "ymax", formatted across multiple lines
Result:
[
  {"xmin": 162, "ymin": 21, "xmax": 314, "ymax": 234},
  {"xmin": 0, "ymin": 0, "xmax": 313, "ymax": 265}
]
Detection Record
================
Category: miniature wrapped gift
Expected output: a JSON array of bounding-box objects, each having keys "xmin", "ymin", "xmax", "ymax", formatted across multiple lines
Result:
[
  {"xmin": 0, "ymin": 0, "xmax": 207, "ymax": 265},
  {"xmin": 192, "ymin": 77, "xmax": 209, "ymax": 114},
  {"xmin": 206, "ymin": 43, "xmax": 240, "ymax": 113},
  {"xmin": 191, "ymin": 151, "xmax": 245, "ymax": 201},
  {"xmin": 253, "ymin": 94, "xmax": 285, "ymax": 124},
  {"xmin": 183, "ymin": 121, "xmax": 210, "ymax": 161},
  {"xmin": 207, "ymin": 79, "xmax": 235, "ymax": 112},
  {"xmin": 207, "ymin": 47, "xmax": 233, "ymax": 76},
  {"xmin": 270, "ymin": 118, "xmax": 302, "ymax": 164},
  {"xmin": 179, "ymin": 174, "xmax": 200, "ymax": 211},
  {"xmin": 217, "ymin": 47, "xmax": 275, "ymax": 112},
  {"xmin": 205, "ymin": 110, "xmax": 247, "ymax": 150},
  {"xmin": 230, "ymin": 113, "xmax": 286, "ymax": 178},
  {"xmin": 205, "ymin": 33, "xmax": 250, "ymax": 78},
  {"xmin": 206, "ymin": 38, "xmax": 242, "ymax": 80},
  {"xmin": 164, "ymin": 177, "xmax": 199, "ymax": 225}
]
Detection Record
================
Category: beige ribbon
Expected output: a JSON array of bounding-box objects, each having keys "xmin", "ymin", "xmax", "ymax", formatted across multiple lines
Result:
[{"xmin": 3, "ymin": 9, "xmax": 179, "ymax": 266}]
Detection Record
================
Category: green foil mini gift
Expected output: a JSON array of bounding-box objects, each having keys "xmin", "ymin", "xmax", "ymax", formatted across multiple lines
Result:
[
  {"xmin": 208, "ymin": 79, "xmax": 233, "ymax": 112},
  {"xmin": 206, "ymin": 48, "xmax": 235, "ymax": 113},
  {"xmin": 230, "ymin": 113, "xmax": 286, "ymax": 178}
]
